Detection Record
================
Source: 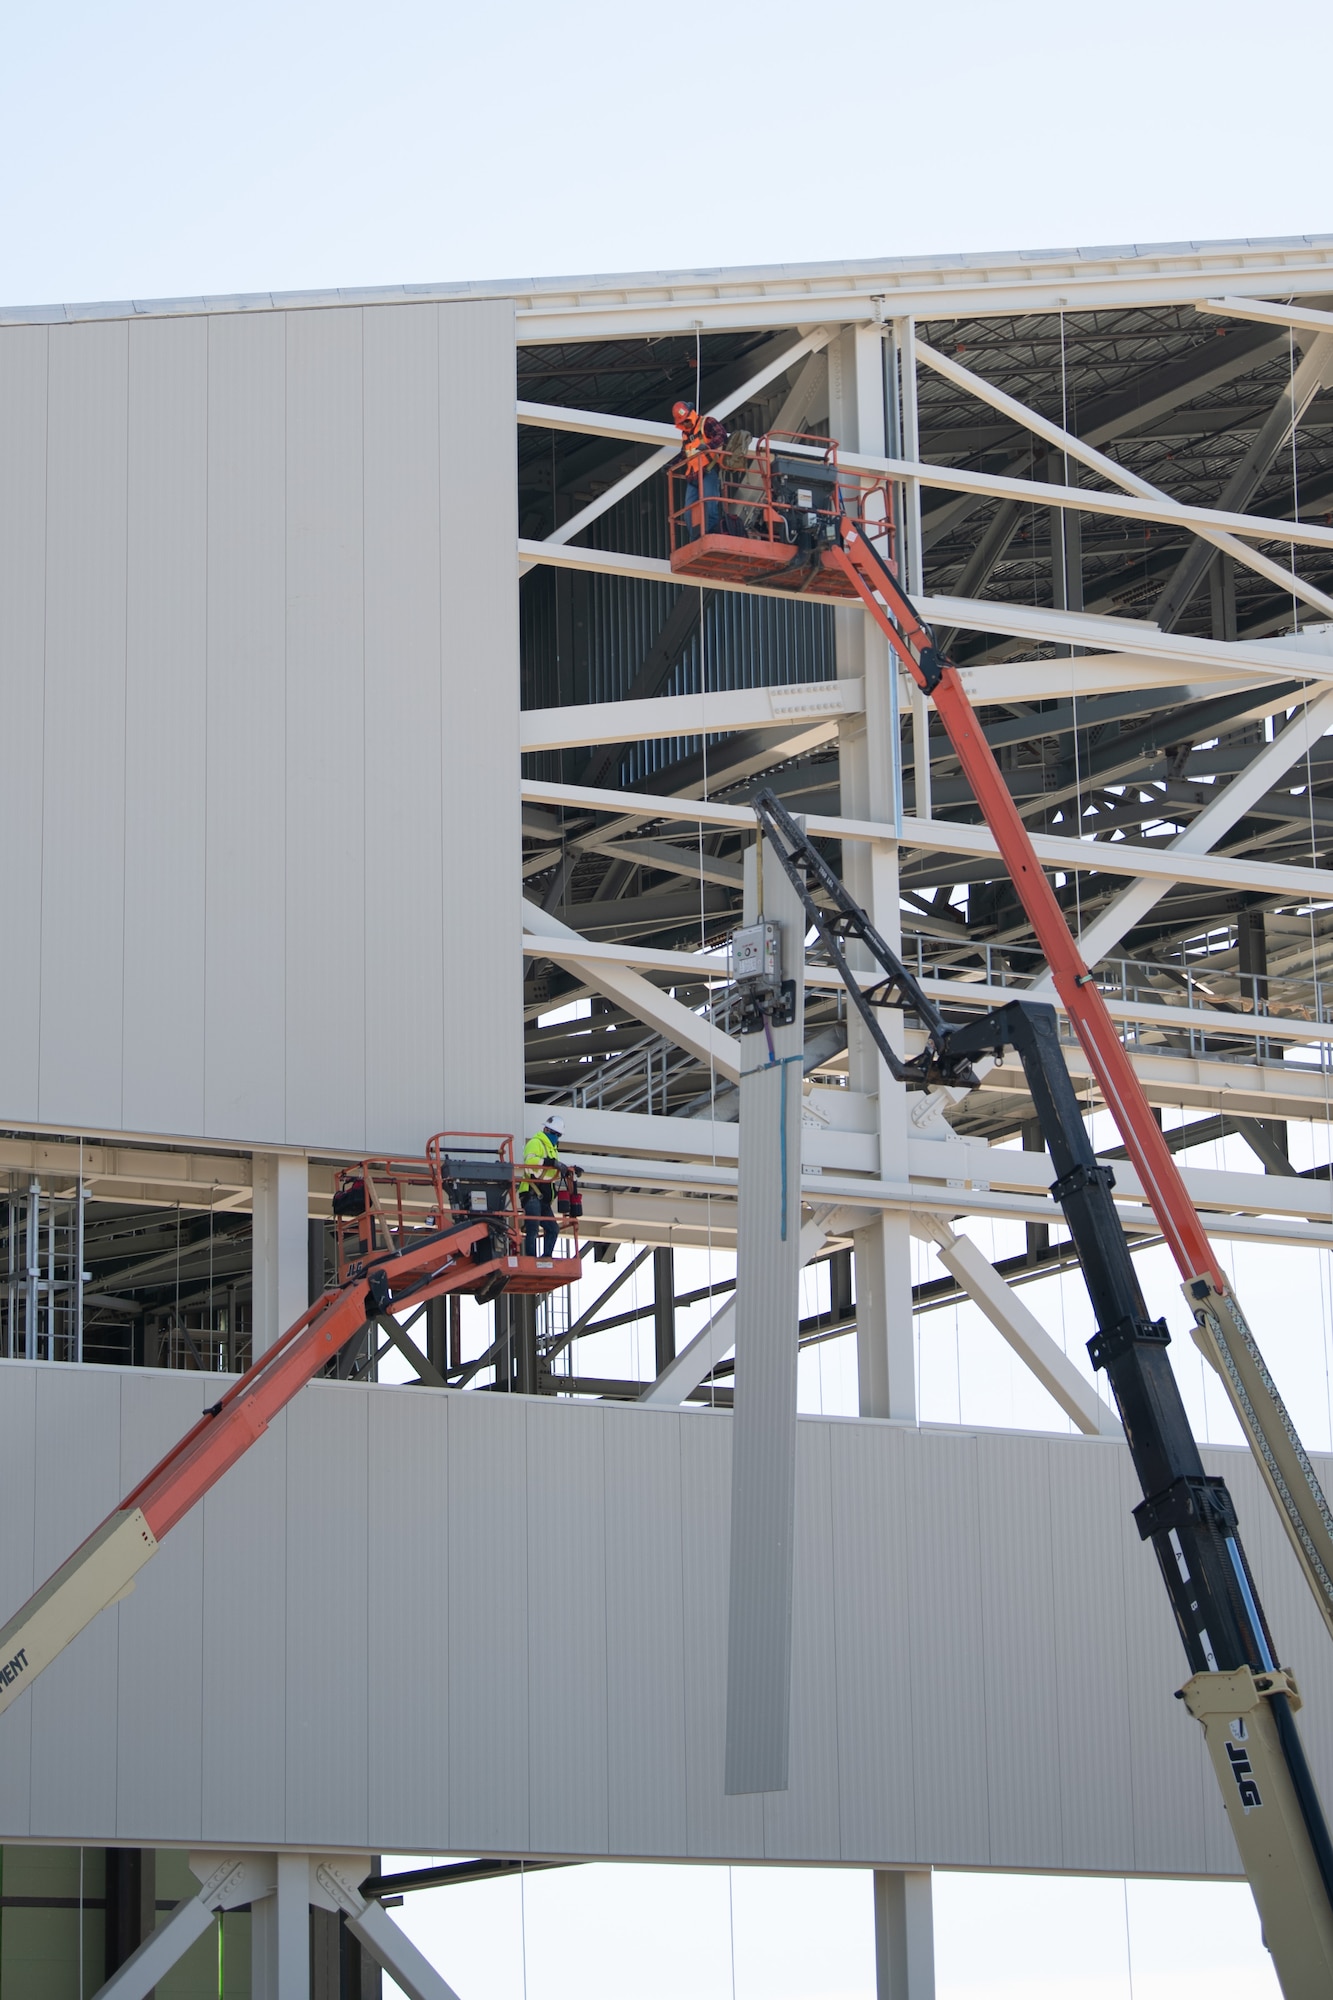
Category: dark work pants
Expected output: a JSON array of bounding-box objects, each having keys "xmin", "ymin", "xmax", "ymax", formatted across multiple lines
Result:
[{"xmin": 523, "ymin": 1189, "xmax": 558, "ymax": 1257}]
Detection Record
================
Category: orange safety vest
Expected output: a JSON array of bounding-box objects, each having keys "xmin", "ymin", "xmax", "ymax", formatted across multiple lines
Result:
[{"xmin": 677, "ymin": 409, "xmax": 716, "ymax": 471}]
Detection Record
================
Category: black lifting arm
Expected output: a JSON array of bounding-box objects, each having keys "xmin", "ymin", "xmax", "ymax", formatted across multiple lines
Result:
[{"xmin": 751, "ymin": 787, "xmax": 976, "ymax": 1091}]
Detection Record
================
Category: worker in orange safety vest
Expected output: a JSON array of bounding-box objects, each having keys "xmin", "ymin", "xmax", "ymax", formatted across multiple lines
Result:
[{"xmin": 672, "ymin": 399, "xmax": 727, "ymax": 538}]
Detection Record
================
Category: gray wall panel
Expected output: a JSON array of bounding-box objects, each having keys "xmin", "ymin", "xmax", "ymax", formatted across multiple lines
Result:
[
  {"xmin": 367, "ymin": 1387, "xmax": 450, "ymax": 1852},
  {"xmin": 526, "ymin": 1400, "xmax": 609, "ymax": 1854},
  {"xmin": 122, "ymin": 316, "xmax": 209, "ymax": 1136},
  {"xmin": 203, "ymin": 309, "xmax": 288, "ymax": 1143},
  {"xmin": 0, "ymin": 1367, "xmax": 37, "ymax": 1831},
  {"xmin": 763, "ymin": 1418, "xmax": 840, "ymax": 1860},
  {"xmin": 115, "ymin": 1372, "xmax": 208, "ymax": 1841},
  {"xmin": 678, "ymin": 1414, "xmax": 765, "ymax": 1859},
  {"xmin": 902, "ymin": 1429, "xmax": 989, "ymax": 1864},
  {"xmin": 0, "ymin": 328, "xmax": 48, "ymax": 1125},
  {"xmin": 1047, "ymin": 1436, "xmax": 1137, "ymax": 1871},
  {"xmin": 39, "ymin": 322, "xmax": 129, "ymax": 1130},
  {"xmin": 976, "ymin": 1433, "xmax": 1063, "ymax": 1869},
  {"xmin": 200, "ymin": 1412, "xmax": 288, "ymax": 1843},
  {"xmin": 4, "ymin": 1365, "xmax": 1331, "ymax": 1880},
  {"xmin": 447, "ymin": 1391, "xmax": 529, "ymax": 1852},
  {"xmin": 602, "ymin": 1403, "xmax": 688, "ymax": 1859},
  {"xmin": 284, "ymin": 307, "xmax": 367, "ymax": 1150},
  {"xmin": 28, "ymin": 1368, "xmax": 122, "ymax": 1838},
  {"xmin": 437, "ymin": 301, "xmax": 524, "ymax": 1142},
  {"xmin": 284, "ymin": 1383, "xmax": 369, "ymax": 1847},
  {"xmin": 362, "ymin": 305, "xmax": 445, "ymax": 1152},
  {"xmin": 829, "ymin": 1422, "xmax": 917, "ymax": 1863}
]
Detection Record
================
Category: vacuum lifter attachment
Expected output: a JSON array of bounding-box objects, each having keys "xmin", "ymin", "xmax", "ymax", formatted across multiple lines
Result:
[{"xmin": 0, "ymin": 1134, "xmax": 579, "ymax": 1721}]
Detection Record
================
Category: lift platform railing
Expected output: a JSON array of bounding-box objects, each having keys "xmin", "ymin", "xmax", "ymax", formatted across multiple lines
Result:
[
  {"xmin": 667, "ymin": 432, "xmax": 893, "ymax": 594},
  {"xmin": 333, "ymin": 1133, "xmax": 581, "ymax": 1291}
]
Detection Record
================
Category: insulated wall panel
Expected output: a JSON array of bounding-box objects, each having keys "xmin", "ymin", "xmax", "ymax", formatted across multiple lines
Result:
[
  {"xmin": 437, "ymin": 301, "xmax": 524, "ymax": 1142},
  {"xmin": 284, "ymin": 307, "xmax": 367, "ymax": 1150},
  {"xmin": 4, "ymin": 1365, "xmax": 1330, "ymax": 1879},
  {"xmin": 362, "ymin": 305, "xmax": 446, "ymax": 1146},
  {"xmin": 367, "ymin": 1388, "xmax": 450, "ymax": 1852},
  {"xmin": 38, "ymin": 322, "xmax": 129, "ymax": 1131},
  {"xmin": 122, "ymin": 316, "xmax": 209, "ymax": 1137},
  {"xmin": 0, "ymin": 328, "xmax": 47, "ymax": 1125},
  {"xmin": 203, "ymin": 309, "xmax": 288, "ymax": 1144}
]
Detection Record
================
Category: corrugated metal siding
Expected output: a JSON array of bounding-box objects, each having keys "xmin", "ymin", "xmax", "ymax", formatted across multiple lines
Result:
[
  {"xmin": 4, "ymin": 1360, "xmax": 1329, "ymax": 1874},
  {"xmin": 521, "ymin": 476, "xmax": 836, "ymax": 788}
]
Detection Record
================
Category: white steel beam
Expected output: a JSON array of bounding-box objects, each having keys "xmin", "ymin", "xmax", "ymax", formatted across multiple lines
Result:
[
  {"xmin": 914, "ymin": 338, "xmax": 1333, "ymax": 621},
  {"xmin": 522, "ymin": 898, "xmax": 741, "ymax": 1083},
  {"xmin": 519, "ymin": 679, "xmax": 861, "ymax": 753},
  {"xmin": 1049, "ymin": 687, "xmax": 1333, "ymax": 976},
  {"xmin": 95, "ymin": 1856, "xmax": 274, "ymax": 2000},
  {"xmin": 1203, "ymin": 296, "xmax": 1333, "ymax": 338},
  {"xmin": 519, "ymin": 778, "xmax": 1333, "ymax": 905},
  {"xmin": 314, "ymin": 1860, "xmax": 464, "ymax": 2000},
  {"xmin": 911, "ymin": 1217, "xmax": 1121, "ymax": 1437},
  {"xmin": 516, "ymin": 539, "xmax": 1333, "ymax": 691},
  {"xmin": 518, "ymin": 327, "xmax": 833, "ymax": 574},
  {"xmin": 518, "ymin": 401, "xmax": 1333, "ymax": 557}
]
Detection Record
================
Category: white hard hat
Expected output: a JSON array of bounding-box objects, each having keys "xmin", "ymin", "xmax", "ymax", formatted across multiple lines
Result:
[{"xmin": 544, "ymin": 1113, "xmax": 565, "ymax": 1135}]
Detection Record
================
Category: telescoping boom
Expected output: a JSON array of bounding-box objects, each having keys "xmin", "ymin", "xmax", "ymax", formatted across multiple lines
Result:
[{"xmin": 753, "ymin": 787, "xmax": 1333, "ymax": 1996}]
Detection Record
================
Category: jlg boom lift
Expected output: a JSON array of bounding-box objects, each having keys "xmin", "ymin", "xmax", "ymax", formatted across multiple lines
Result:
[
  {"xmin": 675, "ymin": 435, "xmax": 1333, "ymax": 1990},
  {"xmin": 0, "ymin": 1135, "xmax": 579, "ymax": 1720}
]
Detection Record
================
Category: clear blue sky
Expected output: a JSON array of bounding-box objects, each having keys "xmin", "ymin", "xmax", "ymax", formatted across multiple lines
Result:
[
  {"xmin": 9, "ymin": 3, "xmax": 1326, "ymax": 1991},
  {"xmin": 2, "ymin": 0, "xmax": 1331, "ymax": 309}
]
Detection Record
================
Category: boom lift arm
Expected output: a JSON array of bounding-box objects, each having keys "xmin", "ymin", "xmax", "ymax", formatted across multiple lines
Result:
[
  {"xmin": 753, "ymin": 798, "xmax": 1333, "ymax": 1994},
  {"xmin": 823, "ymin": 519, "xmax": 1333, "ymax": 1656}
]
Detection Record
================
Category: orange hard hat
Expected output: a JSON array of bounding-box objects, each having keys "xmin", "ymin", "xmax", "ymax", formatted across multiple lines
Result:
[{"xmin": 672, "ymin": 400, "xmax": 694, "ymax": 426}]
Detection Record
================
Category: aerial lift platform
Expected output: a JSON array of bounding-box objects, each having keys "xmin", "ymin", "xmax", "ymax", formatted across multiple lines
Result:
[{"xmin": 0, "ymin": 1132, "xmax": 579, "ymax": 1721}]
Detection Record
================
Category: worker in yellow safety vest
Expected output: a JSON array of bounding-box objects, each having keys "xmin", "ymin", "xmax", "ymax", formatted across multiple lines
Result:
[{"xmin": 519, "ymin": 1113, "xmax": 565, "ymax": 1257}]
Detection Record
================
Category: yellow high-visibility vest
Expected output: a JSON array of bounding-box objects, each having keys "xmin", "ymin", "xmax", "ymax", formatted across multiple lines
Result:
[{"xmin": 519, "ymin": 1129, "xmax": 559, "ymax": 1195}]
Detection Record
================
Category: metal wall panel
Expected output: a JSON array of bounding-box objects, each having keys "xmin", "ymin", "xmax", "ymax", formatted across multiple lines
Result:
[
  {"xmin": 6, "ymin": 1364, "xmax": 1333, "ymax": 1880},
  {"xmin": 763, "ymin": 1418, "xmax": 840, "ymax": 1860},
  {"xmin": 446, "ymin": 1389, "xmax": 530, "ymax": 1852},
  {"xmin": 39, "ymin": 322, "xmax": 129, "ymax": 1131},
  {"xmin": 28, "ymin": 1367, "xmax": 123, "ymax": 1838},
  {"xmin": 602, "ymin": 1402, "xmax": 688, "ymax": 1858},
  {"xmin": 284, "ymin": 1382, "xmax": 369, "ymax": 1847},
  {"xmin": 438, "ymin": 301, "xmax": 525, "ymax": 1143},
  {"xmin": 0, "ymin": 328, "xmax": 47, "ymax": 1125},
  {"xmin": 828, "ymin": 1421, "xmax": 918, "ymax": 1863},
  {"xmin": 367, "ymin": 1387, "xmax": 450, "ymax": 1852},
  {"xmin": 526, "ymin": 1399, "xmax": 610, "ymax": 1854},
  {"xmin": 678, "ymin": 1414, "xmax": 765, "ymax": 1859},
  {"xmin": 203, "ymin": 309, "xmax": 288, "ymax": 1143},
  {"xmin": 284, "ymin": 307, "xmax": 367, "ymax": 1150},
  {"xmin": 115, "ymin": 1370, "xmax": 208, "ymax": 1841},
  {"xmin": 362, "ymin": 305, "xmax": 446, "ymax": 1151},
  {"xmin": 901, "ymin": 1429, "xmax": 989, "ymax": 1864},
  {"xmin": 122, "ymin": 316, "xmax": 209, "ymax": 1136},
  {"xmin": 200, "ymin": 1410, "xmax": 288, "ymax": 1843},
  {"xmin": 1046, "ymin": 1434, "xmax": 1137, "ymax": 1869},
  {"xmin": 976, "ymin": 1432, "xmax": 1063, "ymax": 1868}
]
